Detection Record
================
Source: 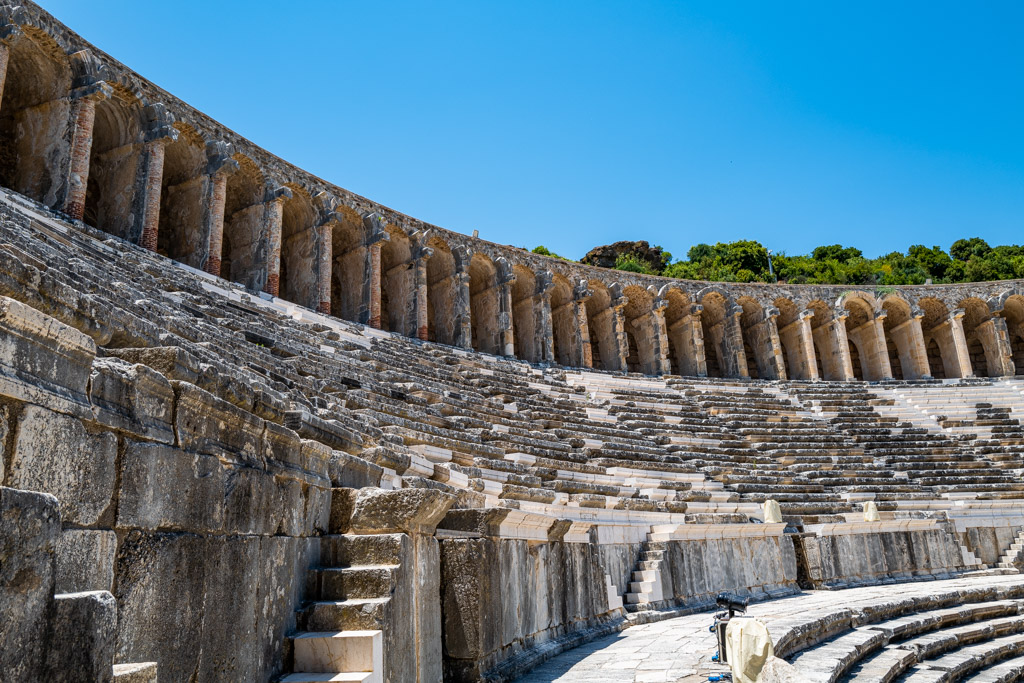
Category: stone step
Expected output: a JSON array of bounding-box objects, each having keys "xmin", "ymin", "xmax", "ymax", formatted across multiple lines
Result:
[
  {"xmin": 289, "ymin": 630, "xmax": 382, "ymax": 681},
  {"xmin": 306, "ymin": 566, "xmax": 399, "ymax": 601},
  {"xmin": 300, "ymin": 598, "xmax": 391, "ymax": 632}
]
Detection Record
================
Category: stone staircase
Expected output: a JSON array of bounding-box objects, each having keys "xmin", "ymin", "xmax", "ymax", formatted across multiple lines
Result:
[
  {"xmin": 995, "ymin": 529, "xmax": 1024, "ymax": 571},
  {"xmin": 624, "ymin": 537, "xmax": 667, "ymax": 611}
]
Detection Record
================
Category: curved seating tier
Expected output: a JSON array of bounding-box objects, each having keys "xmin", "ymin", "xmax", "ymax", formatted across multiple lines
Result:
[{"xmin": 1, "ymin": 187, "xmax": 1023, "ymax": 529}]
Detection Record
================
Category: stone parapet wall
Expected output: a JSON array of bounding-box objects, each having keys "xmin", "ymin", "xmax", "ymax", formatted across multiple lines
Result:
[
  {"xmin": 796, "ymin": 524, "xmax": 968, "ymax": 588},
  {"xmin": 0, "ymin": 294, "xmax": 333, "ymax": 681}
]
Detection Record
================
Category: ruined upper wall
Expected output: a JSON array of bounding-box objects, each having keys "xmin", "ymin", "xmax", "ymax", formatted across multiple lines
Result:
[{"xmin": 9, "ymin": 0, "xmax": 1023, "ymax": 315}]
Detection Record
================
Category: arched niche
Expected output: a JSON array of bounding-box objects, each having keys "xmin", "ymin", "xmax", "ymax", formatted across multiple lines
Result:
[
  {"xmin": 220, "ymin": 154, "xmax": 265, "ymax": 289},
  {"xmin": 469, "ymin": 253, "xmax": 501, "ymax": 355},
  {"xmin": 279, "ymin": 184, "xmax": 318, "ymax": 308},
  {"xmin": 425, "ymin": 236, "xmax": 457, "ymax": 346},
  {"xmin": 156, "ymin": 122, "xmax": 207, "ymax": 267},
  {"xmin": 699, "ymin": 290, "xmax": 729, "ymax": 378},
  {"xmin": 331, "ymin": 206, "xmax": 370, "ymax": 324},
  {"xmin": 549, "ymin": 274, "xmax": 575, "ymax": 367},
  {"xmin": 379, "ymin": 225, "xmax": 416, "ymax": 337},
  {"xmin": 0, "ymin": 28, "xmax": 71, "ymax": 206},
  {"xmin": 585, "ymin": 280, "xmax": 617, "ymax": 371},
  {"xmin": 511, "ymin": 264, "xmax": 539, "ymax": 362},
  {"xmin": 82, "ymin": 89, "xmax": 144, "ymax": 240}
]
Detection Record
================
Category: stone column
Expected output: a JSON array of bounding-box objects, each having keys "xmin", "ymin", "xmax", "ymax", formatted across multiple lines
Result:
[
  {"xmin": 650, "ymin": 297, "xmax": 672, "ymax": 375},
  {"xmin": 62, "ymin": 84, "xmax": 110, "ymax": 221},
  {"xmin": 608, "ymin": 295, "xmax": 629, "ymax": 372},
  {"xmin": 929, "ymin": 309, "xmax": 973, "ymax": 378},
  {"xmin": 535, "ymin": 272, "xmax": 555, "ymax": 363},
  {"xmin": 813, "ymin": 312, "xmax": 854, "ymax": 381},
  {"xmin": 261, "ymin": 188, "xmax": 290, "ymax": 297},
  {"xmin": 573, "ymin": 281, "xmax": 593, "ymax": 368},
  {"xmin": 976, "ymin": 317, "xmax": 1016, "ymax": 377},
  {"xmin": 497, "ymin": 270, "xmax": 516, "ymax": 357},
  {"xmin": 847, "ymin": 313, "xmax": 893, "ymax": 381},
  {"xmin": 671, "ymin": 304, "xmax": 707, "ymax": 377},
  {"xmin": 414, "ymin": 247, "xmax": 432, "ymax": 340},
  {"xmin": 887, "ymin": 312, "xmax": 931, "ymax": 380},
  {"xmin": 316, "ymin": 221, "xmax": 334, "ymax": 315},
  {"xmin": 750, "ymin": 307, "xmax": 786, "ymax": 380},
  {"xmin": 368, "ymin": 240, "xmax": 383, "ymax": 328},
  {"xmin": 778, "ymin": 310, "xmax": 818, "ymax": 380},
  {"xmin": 454, "ymin": 270, "xmax": 473, "ymax": 349},
  {"xmin": 138, "ymin": 137, "xmax": 169, "ymax": 252},
  {"xmin": 202, "ymin": 144, "xmax": 238, "ymax": 277},
  {"xmin": 722, "ymin": 304, "xmax": 749, "ymax": 378}
]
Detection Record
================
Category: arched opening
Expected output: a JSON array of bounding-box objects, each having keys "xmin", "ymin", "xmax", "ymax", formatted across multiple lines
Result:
[
  {"xmin": 469, "ymin": 254, "xmax": 501, "ymax": 355},
  {"xmin": 82, "ymin": 91, "xmax": 143, "ymax": 240},
  {"xmin": 1003, "ymin": 294, "xmax": 1024, "ymax": 376},
  {"xmin": 738, "ymin": 296, "xmax": 781, "ymax": 380},
  {"xmin": 926, "ymin": 338, "xmax": 947, "ymax": 379},
  {"xmin": 220, "ymin": 154, "xmax": 265, "ymax": 290},
  {"xmin": 0, "ymin": 29, "xmax": 71, "ymax": 206},
  {"xmin": 511, "ymin": 265, "xmax": 539, "ymax": 362},
  {"xmin": 918, "ymin": 297, "xmax": 963, "ymax": 378},
  {"xmin": 961, "ymin": 297, "xmax": 1002, "ymax": 378},
  {"xmin": 662, "ymin": 288, "xmax": 698, "ymax": 376},
  {"xmin": 550, "ymin": 275, "xmax": 575, "ymax": 366},
  {"xmin": 807, "ymin": 299, "xmax": 840, "ymax": 380},
  {"xmin": 773, "ymin": 298, "xmax": 801, "ymax": 380},
  {"xmin": 842, "ymin": 294, "xmax": 887, "ymax": 381},
  {"xmin": 425, "ymin": 237, "xmax": 457, "ymax": 346},
  {"xmin": 380, "ymin": 225, "xmax": 416, "ymax": 337},
  {"xmin": 622, "ymin": 285, "xmax": 660, "ymax": 375},
  {"xmin": 699, "ymin": 291, "xmax": 729, "ymax": 378},
  {"xmin": 880, "ymin": 296, "xmax": 913, "ymax": 381},
  {"xmin": 279, "ymin": 185, "xmax": 318, "ymax": 309},
  {"xmin": 330, "ymin": 207, "xmax": 369, "ymax": 324},
  {"xmin": 156, "ymin": 123, "xmax": 207, "ymax": 267},
  {"xmin": 585, "ymin": 281, "xmax": 616, "ymax": 371}
]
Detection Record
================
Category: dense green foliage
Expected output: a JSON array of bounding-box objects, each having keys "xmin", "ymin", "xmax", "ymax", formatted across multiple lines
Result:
[
  {"xmin": 662, "ymin": 238, "xmax": 1024, "ymax": 285},
  {"xmin": 533, "ymin": 238, "xmax": 1024, "ymax": 285}
]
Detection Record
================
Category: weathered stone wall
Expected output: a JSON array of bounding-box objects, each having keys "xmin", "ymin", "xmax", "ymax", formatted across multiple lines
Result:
[
  {"xmin": 439, "ymin": 535, "xmax": 625, "ymax": 682},
  {"xmin": 0, "ymin": 295, "xmax": 332, "ymax": 681},
  {"xmin": 658, "ymin": 535, "xmax": 799, "ymax": 606},
  {"xmin": 796, "ymin": 527, "xmax": 967, "ymax": 588},
  {"xmin": 438, "ymin": 532, "xmax": 799, "ymax": 681}
]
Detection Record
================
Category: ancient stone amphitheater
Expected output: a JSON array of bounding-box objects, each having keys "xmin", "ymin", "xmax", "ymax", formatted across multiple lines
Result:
[{"xmin": 2, "ymin": 2, "xmax": 1024, "ymax": 682}]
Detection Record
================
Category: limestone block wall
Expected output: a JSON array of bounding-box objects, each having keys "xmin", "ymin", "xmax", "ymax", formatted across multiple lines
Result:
[
  {"xmin": 439, "ymin": 535, "xmax": 624, "ymax": 682},
  {"xmin": 0, "ymin": 295, "xmax": 332, "ymax": 681},
  {"xmin": 796, "ymin": 525, "xmax": 967, "ymax": 588},
  {"xmin": 657, "ymin": 535, "xmax": 799, "ymax": 606},
  {"xmin": 437, "ymin": 521, "xmax": 800, "ymax": 682}
]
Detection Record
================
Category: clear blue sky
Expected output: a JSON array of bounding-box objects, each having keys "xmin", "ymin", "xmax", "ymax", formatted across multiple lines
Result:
[{"xmin": 42, "ymin": 1, "xmax": 1023, "ymax": 261}]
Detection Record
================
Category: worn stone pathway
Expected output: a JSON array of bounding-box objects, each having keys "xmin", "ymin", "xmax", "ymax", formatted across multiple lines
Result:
[{"xmin": 514, "ymin": 574, "xmax": 1024, "ymax": 682}]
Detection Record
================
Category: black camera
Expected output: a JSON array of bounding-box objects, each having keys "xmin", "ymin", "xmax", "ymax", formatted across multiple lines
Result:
[{"xmin": 716, "ymin": 591, "xmax": 749, "ymax": 617}]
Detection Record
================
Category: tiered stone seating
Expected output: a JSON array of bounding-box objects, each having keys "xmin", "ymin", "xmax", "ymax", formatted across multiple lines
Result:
[{"xmin": 769, "ymin": 577, "xmax": 1024, "ymax": 683}]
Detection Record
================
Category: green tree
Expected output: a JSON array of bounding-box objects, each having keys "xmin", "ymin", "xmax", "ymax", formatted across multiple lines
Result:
[{"xmin": 950, "ymin": 237, "xmax": 991, "ymax": 262}]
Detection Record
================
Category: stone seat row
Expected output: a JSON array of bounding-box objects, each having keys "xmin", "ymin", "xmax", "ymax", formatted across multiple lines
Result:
[{"xmin": 2, "ymin": 191, "xmax": 1023, "ymax": 526}]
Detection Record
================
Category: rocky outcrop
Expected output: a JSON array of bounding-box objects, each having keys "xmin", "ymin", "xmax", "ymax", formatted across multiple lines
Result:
[{"xmin": 580, "ymin": 240, "xmax": 670, "ymax": 272}]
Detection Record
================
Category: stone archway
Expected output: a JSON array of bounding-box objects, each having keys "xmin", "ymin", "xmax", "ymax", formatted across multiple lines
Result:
[
  {"xmin": 0, "ymin": 28, "xmax": 71, "ymax": 206},
  {"xmin": 156, "ymin": 123, "xmax": 207, "ymax": 267},
  {"xmin": 82, "ymin": 91, "xmax": 144, "ymax": 240}
]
